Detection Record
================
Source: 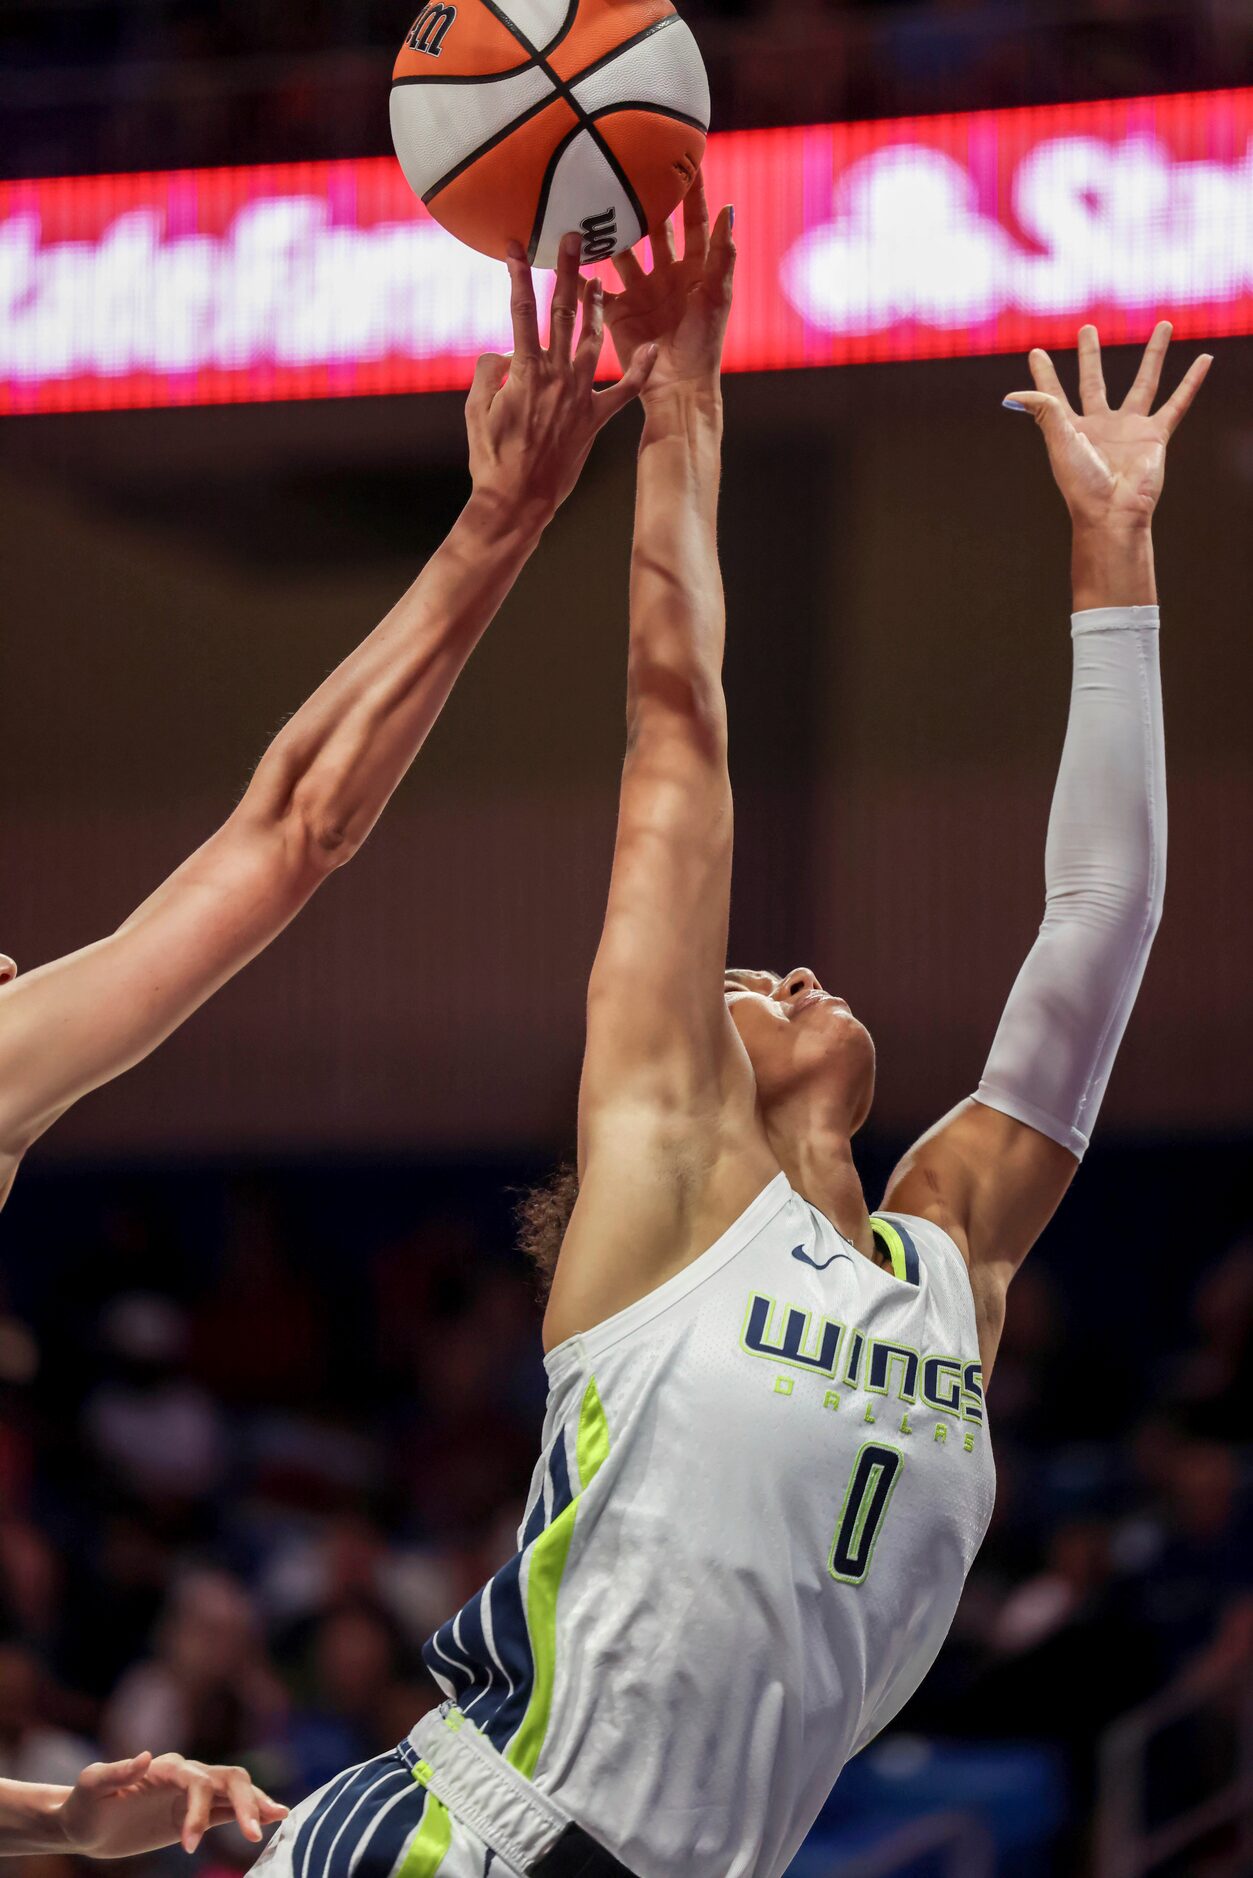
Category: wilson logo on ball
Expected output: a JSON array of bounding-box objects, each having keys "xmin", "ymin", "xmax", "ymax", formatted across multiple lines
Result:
[
  {"xmin": 580, "ymin": 210, "xmax": 617, "ymax": 263},
  {"xmin": 405, "ymin": 4, "xmax": 456, "ymax": 56}
]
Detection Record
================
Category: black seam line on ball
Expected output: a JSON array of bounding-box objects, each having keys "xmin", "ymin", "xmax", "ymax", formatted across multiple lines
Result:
[
  {"xmin": 523, "ymin": 100, "xmax": 703, "ymax": 260},
  {"xmin": 539, "ymin": 0, "xmax": 582, "ymax": 62},
  {"xmin": 391, "ymin": 14, "xmax": 682, "ymax": 97},
  {"xmin": 392, "ymin": 63, "xmax": 536, "ymax": 86},
  {"xmin": 585, "ymin": 99, "xmax": 707, "ymax": 135},
  {"xmin": 390, "ymin": 0, "xmax": 578, "ymax": 86},
  {"xmin": 474, "ymin": 0, "xmax": 650, "ymax": 255},
  {"xmin": 421, "ymin": 86, "xmax": 564, "ymax": 203},
  {"xmin": 526, "ymin": 120, "xmax": 584, "ymax": 259},
  {"xmin": 559, "ymin": 14, "xmax": 681, "ymax": 92}
]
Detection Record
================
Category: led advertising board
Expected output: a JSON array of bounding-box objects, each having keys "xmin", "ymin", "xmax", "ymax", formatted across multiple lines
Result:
[{"xmin": 3, "ymin": 88, "xmax": 1250, "ymax": 413}]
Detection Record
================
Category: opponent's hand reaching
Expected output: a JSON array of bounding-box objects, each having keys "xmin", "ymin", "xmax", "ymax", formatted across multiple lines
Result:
[
  {"xmin": 1004, "ymin": 323, "xmax": 1212, "ymax": 528},
  {"xmin": 604, "ymin": 170, "xmax": 735, "ymax": 405},
  {"xmin": 466, "ymin": 231, "xmax": 657, "ymax": 528},
  {"xmin": 56, "ymin": 1752, "xmax": 287, "ymax": 1858}
]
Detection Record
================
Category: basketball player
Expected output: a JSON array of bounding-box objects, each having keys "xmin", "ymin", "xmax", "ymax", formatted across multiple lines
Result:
[
  {"xmin": 0, "ymin": 232, "xmax": 652, "ymax": 1218},
  {"xmin": 253, "ymin": 173, "xmax": 1211, "ymax": 1878}
]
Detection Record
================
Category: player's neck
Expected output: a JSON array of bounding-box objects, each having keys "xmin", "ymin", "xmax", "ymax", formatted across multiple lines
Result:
[{"xmin": 763, "ymin": 1113, "xmax": 874, "ymax": 1258}]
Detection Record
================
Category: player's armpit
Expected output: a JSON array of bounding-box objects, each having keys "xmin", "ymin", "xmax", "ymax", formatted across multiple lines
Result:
[
  {"xmin": 0, "ymin": 812, "xmax": 323, "ymax": 1159},
  {"xmin": 882, "ymin": 1097, "xmax": 1077, "ymax": 1363}
]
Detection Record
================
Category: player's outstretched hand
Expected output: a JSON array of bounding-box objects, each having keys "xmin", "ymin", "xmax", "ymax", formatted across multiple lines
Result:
[
  {"xmin": 57, "ymin": 1751, "xmax": 288, "ymax": 1858},
  {"xmin": 604, "ymin": 168, "xmax": 735, "ymax": 403},
  {"xmin": 1004, "ymin": 323, "xmax": 1212, "ymax": 527},
  {"xmin": 466, "ymin": 231, "xmax": 657, "ymax": 524}
]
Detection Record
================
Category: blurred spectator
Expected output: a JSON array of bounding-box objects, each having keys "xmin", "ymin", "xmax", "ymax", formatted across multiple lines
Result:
[
  {"xmin": 84, "ymin": 1295, "xmax": 227, "ymax": 1507},
  {"xmin": 282, "ymin": 1598, "xmax": 433, "ymax": 1795},
  {"xmin": 0, "ymin": 1642, "xmax": 95, "ymax": 1787},
  {"xmin": 1167, "ymin": 1237, "xmax": 1253, "ymax": 1440},
  {"xmin": 103, "ymin": 1570, "xmax": 287, "ymax": 1766}
]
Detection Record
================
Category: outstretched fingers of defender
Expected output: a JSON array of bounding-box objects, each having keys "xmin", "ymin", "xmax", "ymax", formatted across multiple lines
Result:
[
  {"xmin": 682, "ymin": 167, "xmax": 710, "ymax": 264},
  {"xmin": 611, "ymin": 244, "xmax": 647, "ymax": 290},
  {"xmin": 1157, "ymin": 350, "xmax": 1214, "ymax": 436},
  {"xmin": 1123, "ymin": 320, "xmax": 1173, "ymax": 413},
  {"xmin": 591, "ymin": 341, "xmax": 657, "ymax": 428},
  {"xmin": 649, "ymin": 215, "xmax": 676, "ymax": 268},
  {"xmin": 548, "ymin": 231, "xmax": 582, "ymax": 362},
  {"xmin": 505, "ymin": 241, "xmax": 542, "ymax": 357},
  {"xmin": 1002, "ymin": 387, "xmax": 1070, "ymax": 439},
  {"xmin": 573, "ymin": 275, "xmax": 606, "ymax": 391},
  {"xmin": 1076, "ymin": 324, "xmax": 1109, "ymax": 413},
  {"xmin": 1028, "ymin": 346, "xmax": 1074, "ymax": 412},
  {"xmin": 708, "ymin": 202, "xmax": 736, "ymax": 304}
]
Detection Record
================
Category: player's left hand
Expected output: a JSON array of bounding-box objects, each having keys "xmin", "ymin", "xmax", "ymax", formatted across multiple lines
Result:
[
  {"xmin": 57, "ymin": 1752, "xmax": 288, "ymax": 1858},
  {"xmin": 604, "ymin": 168, "xmax": 735, "ymax": 404},
  {"xmin": 1004, "ymin": 323, "xmax": 1212, "ymax": 529},
  {"xmin": 466, "ymin": 230, "xmax": 657, "ymax": 524}
]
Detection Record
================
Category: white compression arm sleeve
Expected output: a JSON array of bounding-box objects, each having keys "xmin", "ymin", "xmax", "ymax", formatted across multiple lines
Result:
[{"xmin": 973, "ymin": 605, "xmax": 1165, "ymax": 1160}]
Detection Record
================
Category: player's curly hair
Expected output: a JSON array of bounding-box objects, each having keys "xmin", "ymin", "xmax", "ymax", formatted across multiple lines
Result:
[{"xmin": 514, "ymin": 1161, "xmax": 580, "ymax": 1301}]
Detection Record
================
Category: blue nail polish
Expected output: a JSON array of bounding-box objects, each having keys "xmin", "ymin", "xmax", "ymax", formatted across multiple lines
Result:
[
  {"xmin": 728, "ymin": 205, "xmax": 735, "ymax": 231},
  {"xmin": 1002, "ymin": 398, "xmax": 1029, "ymax": 412}
]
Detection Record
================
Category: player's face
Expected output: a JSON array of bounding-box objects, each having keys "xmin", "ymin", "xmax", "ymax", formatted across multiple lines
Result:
[
  {"xmin": 724, "ymin": 967, "xmax": 875, "ymax": 1135},
  {"xmin": 0, "ymin": 954, "xmax": 15, "ymax": 987}
]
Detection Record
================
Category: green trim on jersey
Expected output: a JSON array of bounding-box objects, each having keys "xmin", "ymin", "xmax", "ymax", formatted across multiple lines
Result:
[
  {"xmin": 397, "ymin": 1786, "xmax": 452, "ymax": 1878},
  {"xmin": 870, "ymin": 1216, "xmax": 908, "ymax": 1282},
  {"xmin": 507, "ymin": 1374, "xmax": 610, "ymax": 1779}
]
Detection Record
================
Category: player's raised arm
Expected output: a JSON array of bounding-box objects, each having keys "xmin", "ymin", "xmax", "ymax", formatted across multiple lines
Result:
[
  {"xmin": 545, "ymin": 179, "xmax": 775, "ymax": 1341},
  {"xmin": 0, "ymin": 238, "xmax": 653, "ymax": 1194},
  {"xmin": 884, "ymin": 324, "xmax": 1212, "ymax": 1359}
]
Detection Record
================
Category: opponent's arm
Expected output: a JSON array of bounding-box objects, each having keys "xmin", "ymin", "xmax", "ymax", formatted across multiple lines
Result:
[
  {"xmin": 0, "ymin": 1753, "xmax": 285, "ymax": 1858},
  {"xmin": 0, "ymin": 240, "xmax": 650, "ymax": 1174},
  {"xmin": 884, "ymin": 324, "xmax": 1212, "ymax": 1355}
]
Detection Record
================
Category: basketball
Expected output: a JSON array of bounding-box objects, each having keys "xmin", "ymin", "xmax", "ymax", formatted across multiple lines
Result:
[{"xmin": 390, "ymin": 0, "xmax": 710, "ymax": 268}]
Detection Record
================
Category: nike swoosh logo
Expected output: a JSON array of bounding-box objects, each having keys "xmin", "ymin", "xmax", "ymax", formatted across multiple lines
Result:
[{"xmin": 791, "ymin": 1245, "xmax": 853, "ymax": 1272}]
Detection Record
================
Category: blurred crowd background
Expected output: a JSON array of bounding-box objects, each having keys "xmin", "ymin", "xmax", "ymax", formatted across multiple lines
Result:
[
  {"xmin": 3, "ymin": 0, "xmax": 1253, "ymax": 1874},
  {"xmin": 2, "ymin": 0, "xmax": 1252, "ymax": 182}
]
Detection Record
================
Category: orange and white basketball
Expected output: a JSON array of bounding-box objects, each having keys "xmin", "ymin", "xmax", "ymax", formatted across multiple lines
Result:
[{"xmin": 391, "ymin": 0, "xmax": 709, "ymax": 268}]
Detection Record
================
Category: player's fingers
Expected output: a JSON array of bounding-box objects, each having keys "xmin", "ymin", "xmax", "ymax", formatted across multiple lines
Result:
[
  {"xmin": 574, "ymin": 276, "xmax": 605, "ymax": 389},
  {"xmin": 1158, "ymin": 352, "xmax": 1214, "ymax": 436},
  {"xmin": 681, "ymin": 167, "xmax": 710, "ymax": 263},
  {"xmin": 1076, "ymin": 324, "xmax": 1108, "ymax": 413},
  {"xmin": 255, "ymin": 1792, "xmax": 290, "ymax": 1824},
  {"xmin": 1027, "ymin": 347, "xmax": 1073, "ymax": 412},
  {"xmin": 708, "ymin": 203, "xmax": 735, "ymax": 302},
  {"xmin": 222, "ymin": 1767, "xmax": 263, "ymax": 1844},
  {"xmin": 649, "ymin": 216, "xmax": 676, "ymax": 268},
  {"xmin": 504, "ymin": 241, "xmax": 542, "ymax": 357},
  {"xmin": 1002, "ymin": 389, "xmax": 1070, "ymax": 442},
  {"xmin": 77, "ymin": 1755, "xmax": 151, "ymax": 1796},
  {"xmin": 179, "ymin": 1772, "xmax": 214, "ymax": 1855},
  {"xmin": 468, "ymin": 351, "xmax": 509, "ymax": 399},
  {"xmin": 1123, "ymin": 319, "xmax": 1172, "ymax": 413},
  {"xmin": 548, "ymin": 231, "xmax": 581, "ymax": 361},
  {"xmin": 592, "ymin": 342, "xmax": 657, "ymax": 426},
  {"xmin": 611, "ymin": 246, "xmax": 646, "ymax": 290}
]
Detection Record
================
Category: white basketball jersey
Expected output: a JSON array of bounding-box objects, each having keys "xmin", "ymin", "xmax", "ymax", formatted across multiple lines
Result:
[{"xmin": 423, "ymin": 1173, "xmax": 995, "ymax": 1878}]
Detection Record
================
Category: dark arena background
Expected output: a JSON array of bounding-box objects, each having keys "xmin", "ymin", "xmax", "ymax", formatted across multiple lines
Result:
[{"xmin": 2, "ymin": 3, "xmax": 1252, "ymax": 1875}]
